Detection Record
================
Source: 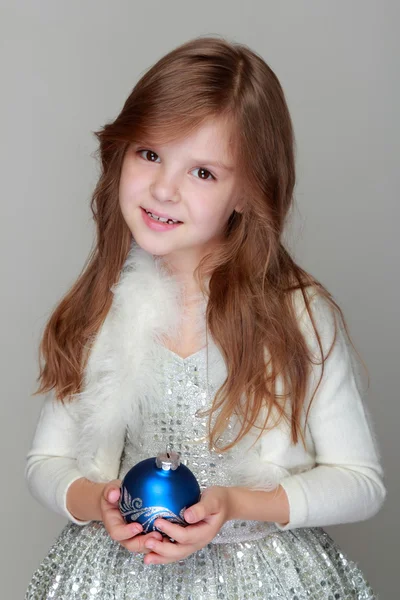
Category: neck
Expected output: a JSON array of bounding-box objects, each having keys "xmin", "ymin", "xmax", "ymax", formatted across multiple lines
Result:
[
  {"xmin": 157, "ymin": 257, "xmax": 208, "ymax": 303},
  {"xmin": 155, "ymin": 241, "xmax": 219, "ymax": 298}
]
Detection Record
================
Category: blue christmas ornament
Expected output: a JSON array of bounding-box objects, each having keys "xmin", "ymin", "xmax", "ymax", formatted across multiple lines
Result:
[{"xmin": 119, "ymin": 446, "xmax": 201, "ymax": 535}]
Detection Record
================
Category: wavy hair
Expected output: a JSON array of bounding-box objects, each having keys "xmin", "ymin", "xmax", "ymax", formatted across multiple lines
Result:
[{"xmin": 35, "ymin": 36, "xmax": 367, "ymax": 451}]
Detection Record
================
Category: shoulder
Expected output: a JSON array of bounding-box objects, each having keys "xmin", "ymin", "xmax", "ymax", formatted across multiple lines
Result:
[
  {"xmin": 290, "ymin": 285, "xmax": 342, "ymax": 356},
  {"xmin": 291, "ymin": 285, "xmax": 366, "ymax": 395}
]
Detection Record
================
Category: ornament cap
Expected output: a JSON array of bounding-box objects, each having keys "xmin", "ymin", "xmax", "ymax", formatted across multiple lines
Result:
[{"xmin": 155, "ymin": 445, "xmax": 181, "ymax": 471}]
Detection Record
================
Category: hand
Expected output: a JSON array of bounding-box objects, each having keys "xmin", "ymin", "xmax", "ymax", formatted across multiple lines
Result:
[
  {"xmin": 100, "ymin": 480, "xmax": 163, "ymax": 554},
  {"xmin": 142, "ymin": 486, "xmax": 232, "ymax": 565}
]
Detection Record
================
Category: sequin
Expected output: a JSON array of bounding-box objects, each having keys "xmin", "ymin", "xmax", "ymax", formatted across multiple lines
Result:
[{"xmin": 25, "ymin": 346, "xmax": 377, "ymax": 599}]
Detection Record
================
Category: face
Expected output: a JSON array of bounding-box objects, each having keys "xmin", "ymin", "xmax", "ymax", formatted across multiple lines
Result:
[{"xmin": 118, "ymin": 116, "xmax": 243, "ymax": 277}]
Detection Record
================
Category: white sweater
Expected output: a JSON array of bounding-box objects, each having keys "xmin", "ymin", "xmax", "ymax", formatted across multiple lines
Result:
[{"xmin": 25, "ymin": 246, "xmax": 387, "ymax": 531}]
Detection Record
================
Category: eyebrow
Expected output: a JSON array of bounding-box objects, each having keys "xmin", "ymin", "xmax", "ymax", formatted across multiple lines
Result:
[{"xmin": 193, "ymin": 159, "xmax": 235, "ymax": 172}]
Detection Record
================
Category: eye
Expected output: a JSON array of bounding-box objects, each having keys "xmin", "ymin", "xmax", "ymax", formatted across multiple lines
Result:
[
  {"xmin": 138, "ymin": 149, "xmax": 160, "ymax": 163},
  {"xmin": 137, "ymin": 149, "xmax": 215, "ymax": 181},
  {"xmin": 192, "ymin": 167, "xmax": 216, "ymax": 181}
]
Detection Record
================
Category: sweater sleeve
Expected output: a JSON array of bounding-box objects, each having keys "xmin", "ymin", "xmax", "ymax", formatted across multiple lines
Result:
[
  {"xmin": 25, "ymin": 394, "xmax": 92, "ymax": 525},
  {"xmin": 274, "ymin": 293, "xmax": 387, "ymax": 530}
]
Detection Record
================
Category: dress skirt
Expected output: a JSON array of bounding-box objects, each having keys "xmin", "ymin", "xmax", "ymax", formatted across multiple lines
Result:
[{"xmin": 25, "ymin": 520, "xmax": 377, "ymax": 599}]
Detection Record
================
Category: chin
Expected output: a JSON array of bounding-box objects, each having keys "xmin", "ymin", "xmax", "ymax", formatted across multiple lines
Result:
[{"xmin": 129, "ymin": 232, "xmax": 175, "ymax": 258}]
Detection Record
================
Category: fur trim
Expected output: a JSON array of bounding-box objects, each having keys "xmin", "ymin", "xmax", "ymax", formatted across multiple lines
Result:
[
  {"xmin": 72, "ymin": 240, "xmax": 303, "ymax": 491},
  {"xmin": 75, "ymin": 240, "xmax": 209, "ymax": 481}
]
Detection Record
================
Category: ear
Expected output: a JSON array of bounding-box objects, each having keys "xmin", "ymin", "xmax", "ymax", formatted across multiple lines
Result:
[
  {"xmin": 234, "ymin": 199, "xmax": 245, "ymax": 214},
  {"xmin": 233, "ymin": 188, "xmax": 245, "ymax": 214}
]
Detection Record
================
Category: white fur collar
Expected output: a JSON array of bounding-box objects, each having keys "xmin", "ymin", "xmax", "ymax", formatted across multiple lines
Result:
[
  {"xmin": 74, "ymin": 240, "xmax": 291, "ymax": 490},
  {"xmin": 74, "ymin": 240, "xmax": 209, "ymax": 480}
]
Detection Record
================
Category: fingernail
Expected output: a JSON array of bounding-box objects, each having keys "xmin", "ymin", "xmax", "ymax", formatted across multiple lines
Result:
[
  {"xmin": 145, "ymin": 541, "xmax": 155, "ymax": 550},
  {"xmin": 185, "ymin": 509, "xmax": 194, "ymax": 522},
  {"xmin": 108, "ymin": 489, "xmax": 119, "ymax": 502},
  {"xmin": 131, "ymin": 525, "xmax": 141, "ymax": 534}
]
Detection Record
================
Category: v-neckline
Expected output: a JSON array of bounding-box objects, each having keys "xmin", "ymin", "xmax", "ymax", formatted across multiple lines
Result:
[{"xmin": 159, "ymin": 344, "xmax": 207, "ymax": 362}]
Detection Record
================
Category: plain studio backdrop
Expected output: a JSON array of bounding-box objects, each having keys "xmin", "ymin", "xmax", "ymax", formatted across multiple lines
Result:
[{"xmin": 1, "ymin": 1, "xmax": 398, "ymax": 598}]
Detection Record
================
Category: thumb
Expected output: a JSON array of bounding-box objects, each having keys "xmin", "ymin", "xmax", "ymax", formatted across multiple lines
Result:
[
  {"xmin": 103, "ymin": 479, "xmax": 122, "ymax": 505},
  {"xmin": 184, "ymin": 492, "xmax": 217, "ymax": 524}
]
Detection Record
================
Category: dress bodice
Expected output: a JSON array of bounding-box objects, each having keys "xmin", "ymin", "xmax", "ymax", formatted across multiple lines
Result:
[{"xmin": 118, "ymin": 343, "xmax": 277, "ymax": 543}]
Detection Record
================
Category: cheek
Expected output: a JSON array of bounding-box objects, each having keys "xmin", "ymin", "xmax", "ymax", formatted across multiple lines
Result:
[
  {"xmin": 190, "ymin": 195, "xmax": 233, "ymax": 228},
  {"xmin": 119, "ymin": 170, "xmax": 145, "ymax": 209}
]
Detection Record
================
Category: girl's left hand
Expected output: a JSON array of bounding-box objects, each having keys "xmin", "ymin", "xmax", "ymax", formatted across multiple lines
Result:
[{"xmin": 143, "ymin": 486, "xmax": 232, "ymax": 564}]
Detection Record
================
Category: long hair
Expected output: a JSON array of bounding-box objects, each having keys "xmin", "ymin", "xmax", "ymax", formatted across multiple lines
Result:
[{"xmin": 35, "ymin": 36, "xmax": 367, "ymax": 451}]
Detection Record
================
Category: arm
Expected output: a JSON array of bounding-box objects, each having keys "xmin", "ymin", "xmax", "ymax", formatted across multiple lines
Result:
[
  {"xmin": 226, "ymin": 485, "xmax": 289, "ymax": 526},
  {"xmin": 65, "ymin": 478, "xmax": 105, "ymax": 522},
  {"xmin": 269, "ymin": 293, "xmax": 386, "ymax": 530},
  {"xmin": 25, "ymin": 393, "xmax": 96, "ymax": 524},
  {"xmin": 26, "ymin": 398, "xmax": 166, "ymax": 553},
  {"xmin": 141, "ymin": 296, "xmax": 386, "ymax": 565},
  {"xmin": 139, "ymin": 485, "xmax": 290, "ymax": 565},
  {"xmin": 208, "ymin": 294, "xmax": 386, "ymax": 531}
]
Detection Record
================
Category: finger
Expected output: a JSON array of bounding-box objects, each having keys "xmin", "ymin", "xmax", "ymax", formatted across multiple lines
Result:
[
  {"xmin": 107, "ymin": 488, "xmax": 120, "ymax": 504},
  {"xmin": 101, "ymin": 490, "xmax": 145, "ymax": 542},
  {"xmin": 106, "ymin": 518, "xmax": 144, "ymax": 543},
  {"xmin": 101, "ymin": 497, "xmax": 130, "ymax": 536},
  {"xmin": 143, "ymin": 536, "xmax": 193, "ymax": 561},
  {"xmin": 154, "ymin": 519, "xmax": 202, "ymax": 545},
  {"xmin": 143, "ymin": 547, "xmax": 192, "ymax": 565},
  {"xmin": 154, "ymin": 519, "xmax": 187, "ymax": 542},
  {"xmin": 184, "ymin": 492, "xmax": 220, "ymax": 524},
  {"xmin": 184, "ymin": 503, "xmax": 208, "ymax": 524},
  {"xmin": 102, "ymin": 480, "xmax": 122, "ymax": 506},
  {"xmin": 122, "ymin": 531, "xmax": 163, "ymax": 554}
]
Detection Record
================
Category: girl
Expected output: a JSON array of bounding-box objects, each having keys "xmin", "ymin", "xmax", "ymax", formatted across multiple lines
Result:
[{"xmin": 25, "ymin": 36, "xmax": 386, "ymax": 599}]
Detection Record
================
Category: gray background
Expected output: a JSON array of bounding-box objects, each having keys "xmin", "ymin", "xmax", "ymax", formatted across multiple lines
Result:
[{"xmin": 1, "ymin": 1, "xmax": 398, "ymax": 597}]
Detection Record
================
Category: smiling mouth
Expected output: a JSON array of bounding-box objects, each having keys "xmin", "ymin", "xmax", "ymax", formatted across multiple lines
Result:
[{"xmin": 142, "ymin": 208, "xmax": 183, "ymax": 224}]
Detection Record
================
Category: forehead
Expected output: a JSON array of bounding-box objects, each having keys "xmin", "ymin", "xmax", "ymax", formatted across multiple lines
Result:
[
  {"xmin": 182, "ymin": 117, "xmax": 235, "ymax": 151},
  {"xmin": 144, "ymin": 116, "xmax": 237, "ymax": 160}
]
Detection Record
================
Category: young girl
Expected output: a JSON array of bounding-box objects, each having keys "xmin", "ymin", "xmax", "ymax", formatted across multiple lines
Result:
[{"xmin": 25, "ymin": 36, "xmax": 386, "ymax": 599}]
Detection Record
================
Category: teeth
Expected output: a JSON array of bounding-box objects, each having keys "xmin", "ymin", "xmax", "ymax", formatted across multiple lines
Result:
[{"xmin": 145, "ymin": 210, "xmax": 180, "ymax": 225}]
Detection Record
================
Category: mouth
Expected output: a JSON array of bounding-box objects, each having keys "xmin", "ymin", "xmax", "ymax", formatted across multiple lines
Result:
[
  {"xmin": 140, "ymin": 207, "xmax": 183, "ymax": 231},
  {"xmin": 141, "ymin": 207, "xmax": 183, "ymax": 225}
]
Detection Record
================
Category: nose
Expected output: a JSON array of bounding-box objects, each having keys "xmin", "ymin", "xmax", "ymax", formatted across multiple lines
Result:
[{"xmin": 150, "ymin": 166, "xmax": 181, "ymax": 203}]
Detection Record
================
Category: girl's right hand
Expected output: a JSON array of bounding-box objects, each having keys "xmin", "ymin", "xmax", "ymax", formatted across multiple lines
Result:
[{"xmin": 100, "ymin": 479, "xmax": 163, "ymax": 554}]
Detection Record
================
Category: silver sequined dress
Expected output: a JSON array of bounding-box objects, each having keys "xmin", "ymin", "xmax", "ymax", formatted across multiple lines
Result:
[{"xmin": 25, "ymin": 345, "xmax": 377, "ymax": 599}]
